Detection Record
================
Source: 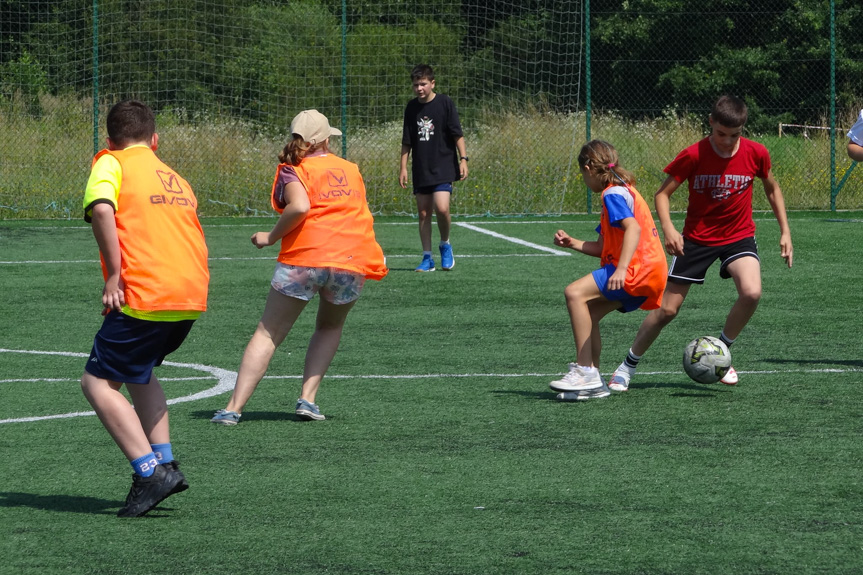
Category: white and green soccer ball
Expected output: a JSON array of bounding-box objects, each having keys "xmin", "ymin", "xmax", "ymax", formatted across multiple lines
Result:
[{"xmin": 683, "ymin": 336, "xmax": 732, "ymax": 384}]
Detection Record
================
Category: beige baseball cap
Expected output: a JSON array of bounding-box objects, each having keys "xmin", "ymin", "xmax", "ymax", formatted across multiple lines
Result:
[{"xmin": 290, "ymin": 109, "xmax": 342, "ymax": 145}]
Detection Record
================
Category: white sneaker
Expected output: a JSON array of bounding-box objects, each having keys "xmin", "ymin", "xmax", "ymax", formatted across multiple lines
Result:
[
  {"xmin": 719, "ymin": 366, "xmax": 738, "ymax": 385},
  {"xmin": 609, "ymin": 363, "xmax": 634, "ymax": 392},
  {"xmin": 549, "ymin": 363, "xmax": 603, "ymax": 391}
]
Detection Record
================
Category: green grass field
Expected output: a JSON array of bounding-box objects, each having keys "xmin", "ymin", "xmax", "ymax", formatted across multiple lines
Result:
[{"xmin": 1, "ymin": 213, "xmax": 862, "ymax": 574}]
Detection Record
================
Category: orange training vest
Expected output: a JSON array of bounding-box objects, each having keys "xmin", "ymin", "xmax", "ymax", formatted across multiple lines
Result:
[
  {"xmin": 270, "ymin": 155, "xmax": 388, "ymax": 280},
  {"xmin": 599, "ymin": 183, "xmax": 668, "ymax": 310},
  {"xmin": 94, "ymin": 147, "xmax": 209, "ymax": 312}
]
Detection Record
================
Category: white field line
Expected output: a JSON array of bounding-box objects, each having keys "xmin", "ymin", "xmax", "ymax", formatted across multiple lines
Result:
[
  {"xmin": 454, "ymin": 222, "xmax": 571, "ymax": 255},
  {"xmin": 2, "ymin": 217, "xmax": 816, "ymax": 264},
  {"xmin": 0, "ymin": 348, "xmax": 236, "ymax": 424},
  {"xmin": 4, "ymin": 366, "xmax": 861, "ymax": 388},
  {"xmin": 2, "ymin": 344, "xmax": 862, "ymax": 425}
]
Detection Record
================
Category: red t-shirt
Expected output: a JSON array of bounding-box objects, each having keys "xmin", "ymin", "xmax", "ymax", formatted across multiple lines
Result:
[{"xmin": 665, "ymin": 137, "xmax": 771, "ymax": 246}]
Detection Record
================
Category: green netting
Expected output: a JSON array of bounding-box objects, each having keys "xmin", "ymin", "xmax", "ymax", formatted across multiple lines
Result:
[{"xmin": 1, "ymin": 1, "xmax": 861, "ymax": 219}]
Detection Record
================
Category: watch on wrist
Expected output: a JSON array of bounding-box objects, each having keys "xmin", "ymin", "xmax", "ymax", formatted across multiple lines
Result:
[{"xmin": 460, "ymin": 156, "xmax": 469, "ymax": 162}]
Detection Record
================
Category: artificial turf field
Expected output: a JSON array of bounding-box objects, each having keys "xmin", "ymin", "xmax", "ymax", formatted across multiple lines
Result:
[{"xmin": 1, "ymin": 213, "xmax": 862, "ymax": 574}]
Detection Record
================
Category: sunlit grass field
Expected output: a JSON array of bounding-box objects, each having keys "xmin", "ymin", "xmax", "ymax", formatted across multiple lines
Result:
[{"xmin": 1, "ymin": 213, "xmax": 862, "ymax": 574}]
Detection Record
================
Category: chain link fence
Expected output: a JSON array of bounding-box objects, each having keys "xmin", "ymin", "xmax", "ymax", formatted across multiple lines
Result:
[{"xmin": 1, "ymin": 0, "xmax": 861, "ymax": 219}]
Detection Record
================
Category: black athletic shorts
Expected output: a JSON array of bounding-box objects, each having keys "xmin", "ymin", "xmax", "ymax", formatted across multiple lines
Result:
[
  {"xmin": 668, "ymin": 236, "xmax": 759, "ymax": 285},
  {"xmin": 85, "ymin": 312, "xmax": 195, "ymax": 384}
]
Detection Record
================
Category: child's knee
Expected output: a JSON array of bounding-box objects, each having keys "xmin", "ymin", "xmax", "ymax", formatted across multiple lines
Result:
[
  {"xmin": 738, "ymin": 287, "xmax": 762, "ymax": 306},
  {"xmin": 657, "ymin": 303, "xmax": 681, "ymax": 324},
  {"xmin": 564, "ymin": 282, "xmax": 586, "ymax": 303}
]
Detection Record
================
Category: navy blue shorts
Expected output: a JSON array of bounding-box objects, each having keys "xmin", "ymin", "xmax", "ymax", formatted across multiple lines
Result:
[
  {"xmin": 668, "ymin": 236, "xmax": 759, "ymax": 284},
  {"xmin": 85, "ymin": 312, "xmax": 195, "ymax": 384},
  {"xmin": 413, "ymin": 183, "xmax": 453, "ymax": 195}
]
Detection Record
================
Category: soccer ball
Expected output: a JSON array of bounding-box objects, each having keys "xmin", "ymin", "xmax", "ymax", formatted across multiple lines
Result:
[{"xmin": 682, "ymin": 336, "xmax": 732, "ymax": 384}]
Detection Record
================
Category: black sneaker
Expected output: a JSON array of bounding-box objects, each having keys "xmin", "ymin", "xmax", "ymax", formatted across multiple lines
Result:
[
  {"xmin": 162, "ymin": 460, "xmax": 189, "ymax": 495},
  {"xmin": 117, "ymin": 463, "xmax": 182, "ymax": 518}
]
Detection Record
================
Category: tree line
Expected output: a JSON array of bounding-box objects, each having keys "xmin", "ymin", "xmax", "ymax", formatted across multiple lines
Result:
[{"xmin": 1, "ymin": 0, "xmax": 861, "ymax": 132}]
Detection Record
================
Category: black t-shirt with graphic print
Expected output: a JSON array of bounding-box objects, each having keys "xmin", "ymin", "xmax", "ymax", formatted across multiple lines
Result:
[{"xmin": 402, "ymin": 94, "xmax": 463, "ymax": 188}]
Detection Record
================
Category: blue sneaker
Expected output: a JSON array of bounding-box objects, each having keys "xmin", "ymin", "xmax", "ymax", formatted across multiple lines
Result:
[
  {"xmin": 415, "ymin": 254, "xmax": 435, "ymax": 272},
  {"xmin": 210, "ymin": 409, "xmax": 241, "ymax": 425},
  {"xmin": 296, "ymin": 398, "xmax": 326, "ymax": 421},
  {"xmin": 439, "ymin": 243, "xmax": 454, "ymax": 270}
]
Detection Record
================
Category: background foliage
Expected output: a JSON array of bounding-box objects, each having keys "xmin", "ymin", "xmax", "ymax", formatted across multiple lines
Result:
[{"xmin": 1, "ymin": 0, "xmax": 862, "ymax": 218}]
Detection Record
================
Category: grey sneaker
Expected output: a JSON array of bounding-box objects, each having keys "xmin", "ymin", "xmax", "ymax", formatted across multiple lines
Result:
[
  {"xmin": 296, "ymin": 398, "xmax": 325, "ymax": 421},
  {"xmin": 210, "ymin": 409, "xmax": 241, "ymax": 425},
  {"xmin": 549, "ymin": 363, "xmax": 603, "ymax": 391},
  {"xmin": 556, "ymin": 382, "xmax": 611, "ymax": 401}
]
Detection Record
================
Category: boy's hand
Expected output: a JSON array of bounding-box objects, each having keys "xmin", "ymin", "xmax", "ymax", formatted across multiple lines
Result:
[
  {"xmin": 102, "ymin": 275, "xmax": 125, "ymax": 314},
  {"xmin": 663, "ymin": 228, "xmax": 685, "ymax": 256},
  {"xmin": 780, "ymin": 233, "xmax": 793, "ymax": 268},
  {"xmin": 553, "ymin": 230, "xmax": 575, "ymax": 249},
  {"xmin": 251, "ymin": 232, "xmax": 273, "ymax": 249},
  {"xmin": 399, "ymin": 167, "xmax": 409, "ymax": 189}
]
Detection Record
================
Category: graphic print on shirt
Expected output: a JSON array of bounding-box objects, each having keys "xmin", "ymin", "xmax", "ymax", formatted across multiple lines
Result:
[
  {"xmin": 417, "ymin": 116, "xmax": 434, "ymax": 141},
  {"xmin": 152, "ymin": 168, "xmax": 196, "ymax": 207},
  {"xmin": 327, "ymin": 168, "xmax": 348, "ymax": 187},
  {"xmin": 156, "ymin": 170, "xmax": 186, "ymax": 194},
  {"xmin": 691, "ymin": 173, "xmax": 754, "ymax": 201}
]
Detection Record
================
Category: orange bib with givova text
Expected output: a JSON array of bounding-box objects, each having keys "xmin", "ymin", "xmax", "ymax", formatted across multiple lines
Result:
[
  {"xmin": 270, "ymin": 155, "xmax": 388, "ymax": 280},
  {"xmin": 93, "ymin": 147, "xmax": 209, "ymax": 312}
]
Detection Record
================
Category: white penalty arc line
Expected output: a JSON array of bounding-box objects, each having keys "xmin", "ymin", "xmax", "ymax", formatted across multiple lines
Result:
[
  {"xmin": 455, "ymin": 222, "xmax": 571, "ymax": 255},
  {"xmin": 0, "ymin": 348, "xmax": 236, "ymax": 424}
]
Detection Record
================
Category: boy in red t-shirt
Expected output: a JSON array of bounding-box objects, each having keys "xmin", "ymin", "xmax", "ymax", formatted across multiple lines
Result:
[{"xmin": 609, "ymin": 95, "xmax": 793, "ymax": 391}]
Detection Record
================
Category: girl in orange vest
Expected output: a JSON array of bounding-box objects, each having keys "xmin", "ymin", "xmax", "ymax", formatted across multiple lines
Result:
[
  {"xmin": 548, "ymin": 140, "xmax": 668, "ymax": 401},
  {"xmin": 212, "ymin": 110, "xmax": 387, "ymax": 424}
]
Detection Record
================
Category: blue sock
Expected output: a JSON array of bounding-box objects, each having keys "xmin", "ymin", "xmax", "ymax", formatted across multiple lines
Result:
[
  {"xmin": 150, "ymin": 443, "xmax": 174, "ymax": 465},
  {"xmin": 131, "ymin": 453, "xmax": 160, "ymax": 477}
]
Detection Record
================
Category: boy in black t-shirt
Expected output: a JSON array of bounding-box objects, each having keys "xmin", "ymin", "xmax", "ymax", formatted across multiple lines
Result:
[{"xmin": 399, "ymin": 64, "xmax": 468, "ymax": 271}]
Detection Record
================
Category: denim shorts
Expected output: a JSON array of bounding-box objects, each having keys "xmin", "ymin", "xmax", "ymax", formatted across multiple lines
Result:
[{"xmin": 271, "ymin": 263, "xmax": 366, "ymax": 304}]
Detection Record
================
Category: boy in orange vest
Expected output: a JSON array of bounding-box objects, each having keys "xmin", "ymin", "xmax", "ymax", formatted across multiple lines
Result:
[{"xmin": 81, "ymin": 100, "xmax": 209, "ymax": 517}]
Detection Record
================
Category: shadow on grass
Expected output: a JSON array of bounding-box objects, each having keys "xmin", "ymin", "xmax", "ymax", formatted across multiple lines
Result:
[
  {"xmin": 190, "ymin": 409, "xmax": 319, "ymax": 422},
  {"xmin": 0, "ymin": 491, "xmax": 117, "ymax": 515},
  {"xmin": 494, "ymin": 381, "xmax": 729, "ymax": 400}
]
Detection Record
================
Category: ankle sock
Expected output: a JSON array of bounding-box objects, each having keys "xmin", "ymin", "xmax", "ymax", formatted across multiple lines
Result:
[
  {"xmin": 131, "ymin": 453, "xmax": 160, "ymax": 477},
  {"xmin": 622, "ymin": 349, "xmax": 642, "ymax": 370},
  {"xmin": 719, "ymin": 332, "xmax": 735, "ymax": 348},
  {"xmin": 150, "ymin": 443, "xmax": 174, "ymax": 465}
]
